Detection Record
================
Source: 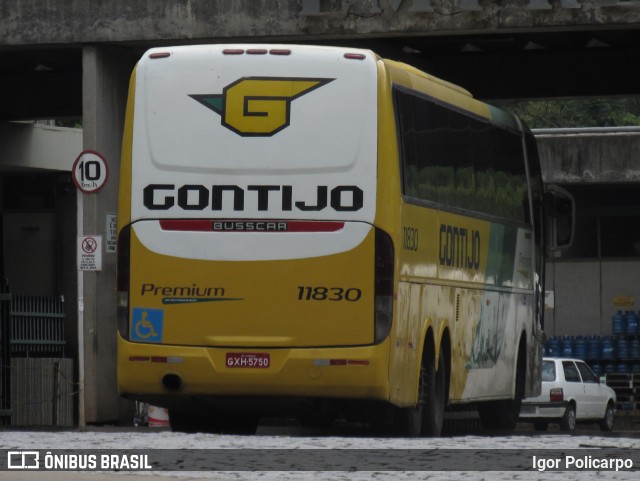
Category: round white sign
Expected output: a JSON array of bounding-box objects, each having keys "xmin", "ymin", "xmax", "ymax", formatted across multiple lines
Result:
[{"xmin": 72, "ymin": 150, "xmax": 109, "ymax": 194}]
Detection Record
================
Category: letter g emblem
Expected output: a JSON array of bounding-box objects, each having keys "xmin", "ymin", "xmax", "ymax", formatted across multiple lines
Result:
[{"xmin": 190, "ymin": 77, "xmax": 334, "ymax": 136}]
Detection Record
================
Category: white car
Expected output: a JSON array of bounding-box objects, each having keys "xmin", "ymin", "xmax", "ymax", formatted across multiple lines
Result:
[{"xmin": 519, "ymin": 357, "xmax": 616, "ymax": 432}]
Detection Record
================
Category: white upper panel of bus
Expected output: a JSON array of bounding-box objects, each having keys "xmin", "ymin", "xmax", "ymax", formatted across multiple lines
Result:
[{"xmin": 131, "ymin": 44, "xmax": 378, "ymax": 223}]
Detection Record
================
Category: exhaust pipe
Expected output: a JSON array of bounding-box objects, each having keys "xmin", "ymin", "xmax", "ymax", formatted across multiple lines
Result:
[{"xmin": 162, "ymin": 373, "xmax": 183, "ymax": 392}]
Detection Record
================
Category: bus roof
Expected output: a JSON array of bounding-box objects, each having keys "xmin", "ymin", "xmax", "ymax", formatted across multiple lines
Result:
[{"xmin": 381, "ymin": 57, "xmax": 521, "ymax": 132}]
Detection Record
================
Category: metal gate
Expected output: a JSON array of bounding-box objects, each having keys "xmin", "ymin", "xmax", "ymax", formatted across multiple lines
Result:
[{"xmin": 10, "ymin": 294, "xmax": 66, "ymax": 357}]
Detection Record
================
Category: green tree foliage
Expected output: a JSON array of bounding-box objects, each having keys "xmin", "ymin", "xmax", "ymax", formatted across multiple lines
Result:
[{"xmin": 493, "ymin": 98, "xmax": 640, "ymax": 129}]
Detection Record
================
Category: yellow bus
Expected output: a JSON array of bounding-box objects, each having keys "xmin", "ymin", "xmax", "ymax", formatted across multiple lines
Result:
[{"xmin": 117, "ymin": 44, "xmax": 570, "ymax": 436}]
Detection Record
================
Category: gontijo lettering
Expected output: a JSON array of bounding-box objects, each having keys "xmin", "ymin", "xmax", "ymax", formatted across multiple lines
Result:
[
  {"xmin": 439, "ymin": 224, "xmax": 481, "ymax": 270},
  {"xmin": 143, "ymin": 184, "xmax": 364, "ymax": 212}
]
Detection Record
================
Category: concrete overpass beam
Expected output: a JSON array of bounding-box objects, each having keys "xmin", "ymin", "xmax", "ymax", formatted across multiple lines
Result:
[{"xmin": 525, "ymin": 0, "xmax": 581, "ymax": 9}]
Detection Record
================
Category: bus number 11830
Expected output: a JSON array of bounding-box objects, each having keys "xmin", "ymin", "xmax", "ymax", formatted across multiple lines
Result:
[{"xmin": 297, "ymin": 286, "xmax": 362, "ymax": 302}]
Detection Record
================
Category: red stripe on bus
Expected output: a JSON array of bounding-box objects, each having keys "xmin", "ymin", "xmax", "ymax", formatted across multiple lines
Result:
[
  {"xmin": 158, "ymin": 220, "xmax": 345, "ymax": 232},
  {"xmin": 159, "ymin": 220, "xmax": 212, "ymax": 231}
]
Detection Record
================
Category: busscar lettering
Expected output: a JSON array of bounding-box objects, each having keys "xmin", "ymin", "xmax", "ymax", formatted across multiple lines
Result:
[
  {"xmin": 143, "ymin": 184, "xmax": 364, "ymax": 212},
  {"xmin": 213, "ymin": 221, "xmax": 288, "ymax": 231},
  {"xmin": 438, "ymin": 224, "xmax": 480, "ymax": 270}
]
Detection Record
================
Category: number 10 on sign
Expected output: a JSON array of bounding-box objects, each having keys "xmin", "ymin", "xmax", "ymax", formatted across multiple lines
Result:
[{"xmin": 72, "ymin": 150, "xmax": 109, "ymax": 194}]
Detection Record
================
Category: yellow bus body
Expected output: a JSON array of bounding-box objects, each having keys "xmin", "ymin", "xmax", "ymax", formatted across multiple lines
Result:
[{"xmin": 117, "ymin": 45, "xmax": 544, "ymax": 433}]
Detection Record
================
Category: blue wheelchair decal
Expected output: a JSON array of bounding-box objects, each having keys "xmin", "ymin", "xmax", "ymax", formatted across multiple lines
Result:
[{"xmin": 130, "ymin": 308, "xmax": 164, "ymax": 343}]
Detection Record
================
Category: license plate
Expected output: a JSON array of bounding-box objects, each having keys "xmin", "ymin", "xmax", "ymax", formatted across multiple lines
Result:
[
  {"xmin": 520, "ymin": 405, "xmax": 535, "ymax": 414},
  {"xmin": 226, "ymin": 352, "xmax": 270, "ymax": 369}
]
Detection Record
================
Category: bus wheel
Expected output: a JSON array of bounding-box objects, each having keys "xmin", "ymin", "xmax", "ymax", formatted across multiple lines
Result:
[
  {"xmin": 478, "ymin": 350, "xmax": 525, "ymax": 431},
  {"xmin": 395, "ymin": 351, "xmax": 445, "ymax": 437},
  {"xmin": 424, "ymin": 353, "xmax": 447, "ymax": 437}
]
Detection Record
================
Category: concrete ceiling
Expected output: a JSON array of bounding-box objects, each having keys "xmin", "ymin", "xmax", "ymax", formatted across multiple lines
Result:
[{"xmin": 1, "ymin": 28, "xmax": 639, "ymax": 120}]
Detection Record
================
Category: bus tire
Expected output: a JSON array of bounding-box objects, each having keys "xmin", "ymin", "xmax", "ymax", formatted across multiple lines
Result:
[
  {"xmin": 395, "ymin": 348, "xmax": 445, "ymax": 437},
  {"xmin": 478, "ymin": 347, "xmax": 525, "ymax": 431},
  {"xmin": 424, "ymin": 352, "xmax": 447, "ymax": 437}
]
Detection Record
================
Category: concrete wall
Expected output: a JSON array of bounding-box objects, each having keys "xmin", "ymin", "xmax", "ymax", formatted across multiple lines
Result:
[
  {"xmin": 538, "ymin": 130, "xmax": 640, "ymax": 339},
  {"xmin": 545, "ymin": 260, "xmax": 640, "ymax": 338},
  {"xmin": 2, "ymin": 0, "xmax": 640, "ymax": 46},
  {"xmin": 536, "ymin": 128, "xmax": 640, "ymax": 183},
  {"xmin": 0, "ymin": 122, "xmax": 82, "ymax": 171}
]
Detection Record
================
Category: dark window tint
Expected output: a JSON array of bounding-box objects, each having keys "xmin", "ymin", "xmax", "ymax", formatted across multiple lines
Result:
[
  {"xmin": 395, "ymin": 87, "xmax": 528, "ymax": 224},
  {"xmin": 562, "ymin": 361, "xmax": 581, "ymax": 383},
  {"xmin": 576, "ymin": 361, "xmax": 598, "ymax": 383},
  {"xmin": 541, "ymin": 360, "xmax": 556, "ymax": 382}
]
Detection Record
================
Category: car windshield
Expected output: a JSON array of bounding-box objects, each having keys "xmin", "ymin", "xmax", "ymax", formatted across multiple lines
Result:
[{"xmin": 542, "ymin": 360, "xmax": 556, "ymax": 382}]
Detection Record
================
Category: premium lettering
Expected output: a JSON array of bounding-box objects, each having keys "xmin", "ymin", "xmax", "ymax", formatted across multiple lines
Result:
[{"xmin": 141, "ymin": 283, "xmax": 225, "ymax": 297}]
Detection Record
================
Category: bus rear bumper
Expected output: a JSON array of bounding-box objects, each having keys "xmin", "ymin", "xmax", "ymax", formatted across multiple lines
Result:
[{"xmin": 117, "ymin": 337, "xmax": 391, "ymax": 405}]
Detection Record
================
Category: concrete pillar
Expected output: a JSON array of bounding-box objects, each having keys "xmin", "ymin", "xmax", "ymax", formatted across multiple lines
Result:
[{"xmin": 80, "ymin": 46, "xmax": 134, "ymax": 424}]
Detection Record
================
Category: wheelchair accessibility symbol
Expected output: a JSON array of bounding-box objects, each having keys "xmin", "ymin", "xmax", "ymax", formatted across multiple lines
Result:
[{"xmin": 130, "ymin": 308, "xmax": 164, "ymax": 343}]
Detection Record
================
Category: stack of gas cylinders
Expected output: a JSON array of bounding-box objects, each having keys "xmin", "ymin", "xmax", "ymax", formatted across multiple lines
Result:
[{"xmin": 544, "ymin": 310, "xmax": 640, "ymax": 376}]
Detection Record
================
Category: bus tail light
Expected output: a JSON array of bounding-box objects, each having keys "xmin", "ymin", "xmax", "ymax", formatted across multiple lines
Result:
[
  {"xmin": 550, "ymin": 387, "xmax": 564, "ymax": 402},
  {"xmin": 117, "ymin": 225, "xmax": 131, "ymax": 340},
  {"xmin": 374, "ymin": 228, "xmax": 394, "ymax": 344}
]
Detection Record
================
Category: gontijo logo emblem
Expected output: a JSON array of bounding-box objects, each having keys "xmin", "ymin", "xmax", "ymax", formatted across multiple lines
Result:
[{"xmin": 190, "ymin": 77, "xmax": 334, "ymax": 137}]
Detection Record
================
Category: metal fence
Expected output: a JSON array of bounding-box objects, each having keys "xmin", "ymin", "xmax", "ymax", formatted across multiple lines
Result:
[
  {"xmin": 10, "ymin": 294, "xmax": 66, "ymax": 357},
  {"xmin": 0, "ymin": 292, "xmax": 73, "ymax": 426},
  {"xmin": 10, "ymin": 357, "xmax": 74, "ymax": 426}
]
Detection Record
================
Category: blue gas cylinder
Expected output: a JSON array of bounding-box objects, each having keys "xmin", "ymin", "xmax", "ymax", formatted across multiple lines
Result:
[
  {"xmin": 574, "ymin": 337, "xmax": 587, "ymax": 360},
  {"xmin": 561, "ymin": 337, "xmax": 574, "ymax": 358},
  {"xmin": 587, "ymin": 337, "xmax": 602, "ymax": 360},
  {"xmin": 617, "ymin": 338, "xmax": 630, "ymax": 359},
  {"xmin": 617, "ymin": 363, "xmax": 629, "ymax": 374},
  {"xmin": 629, "ymin": 338, "xmax": 640, "ymax": 360},
  {"xmin": 546, "ymin": 337, "xmax": 561, "ymax": 357},
  {"xmin": 601, "ymin": 337, "xmax": 616, "ymax": 360},
  {"xmin": 626, "ymin": 311, "xmax": 639, "ymax": 334},
  {"xmin": 612, "ymin": 310, "xmax": 625, "ymax": 335},
  {"xmin": 590, "ymin": 363, "xmax": 603, "ymax": 377}
]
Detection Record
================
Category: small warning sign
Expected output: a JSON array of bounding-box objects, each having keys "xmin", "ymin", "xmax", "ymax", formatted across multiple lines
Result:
[
  {"xmin": 106, "ymin": 213, "xmax": 117, "ymax": 254},
  {"xmin": 78, "ymin": 235, "xmax": 103, "ymax": 271},
  {"xmin": 613, "ymin": 296, "xmax": 635, "ymax": 308}
]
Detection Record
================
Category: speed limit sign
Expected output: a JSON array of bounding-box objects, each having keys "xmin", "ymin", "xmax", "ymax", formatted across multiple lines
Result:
[{"xmin": 72, "ymin": 150, "xmax": 109, "ymax": 194}]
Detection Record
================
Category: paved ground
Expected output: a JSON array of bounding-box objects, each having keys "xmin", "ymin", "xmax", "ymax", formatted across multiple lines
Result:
[{"xmin": 0, "ymin": 419, "xmax": 639, "ymax": 480}]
